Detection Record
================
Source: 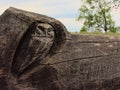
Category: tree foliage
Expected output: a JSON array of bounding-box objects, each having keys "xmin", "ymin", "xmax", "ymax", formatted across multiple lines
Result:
[
  {"xmin": 77, "ymin": 0, "xmax": 120, "ymax": 33},
  {"xmin": 112, "ymin": 0, "xmax": 120, "ymax": 8}
]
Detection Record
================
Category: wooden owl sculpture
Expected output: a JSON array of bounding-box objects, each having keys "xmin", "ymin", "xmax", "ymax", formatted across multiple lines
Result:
[{"xmin": 11, "ymin": 22, "xmax": 55, "ymax": 78}]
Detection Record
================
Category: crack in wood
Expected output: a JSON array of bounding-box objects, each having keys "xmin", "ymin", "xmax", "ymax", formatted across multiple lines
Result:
[{"xmin": 39, "ymin": 54, "xmax": 120, "ymax": 65}]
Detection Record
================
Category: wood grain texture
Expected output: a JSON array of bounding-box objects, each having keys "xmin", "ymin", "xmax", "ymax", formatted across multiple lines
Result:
[
  {"xmin": 49, "ymin": 35, "xmax": 120, "ymax": 90},
  {"xmin": 0, "ymin": 7, "xmax": 120, "ymax": 90}
]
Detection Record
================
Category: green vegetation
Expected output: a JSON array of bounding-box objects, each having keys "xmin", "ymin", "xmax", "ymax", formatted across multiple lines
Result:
[
  {"xmin": 77, "ymin": 0, "xmax": 120, "ymax": 33},
  {"xmin": 71, "ymin": 32, "xmax": 120, "ymax": 36}
]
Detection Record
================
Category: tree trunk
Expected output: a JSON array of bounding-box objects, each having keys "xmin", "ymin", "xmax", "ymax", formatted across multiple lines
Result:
[{"xmin": 103, "ymin": 11, "xmax": 108, "ymax": 33}]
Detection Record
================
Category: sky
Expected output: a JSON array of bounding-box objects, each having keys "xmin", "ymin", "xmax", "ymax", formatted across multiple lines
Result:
[
  {"xmin": 0, "ymin": 0, "xmax": 82, "ymax": 32},
  {"xmin": 111, "ymin": 7, "xmax": 120, "ymax": 26},
  {"xmin": 0, "ymin": 0, "xmax": 120, "ymax": 32}
]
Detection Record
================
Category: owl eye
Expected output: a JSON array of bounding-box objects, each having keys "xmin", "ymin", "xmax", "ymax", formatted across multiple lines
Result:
[
  {"xmin": 48, "ymin": 29, "xmax": 52, "ymax": 33},
  {"xmin": 38, "ymin": 26, "xmax": 44, "ymax": 30},
  {"xmin": 35, "ymin": 26, "xmax": 46, "ymax": 36},
  {"xmin": 47, "ymin": 29, "xmax": 53, "ymax": 34}
]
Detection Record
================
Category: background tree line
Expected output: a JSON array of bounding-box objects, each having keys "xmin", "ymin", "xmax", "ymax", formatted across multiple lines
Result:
[{"xmin": 77, "ymin": 0, "xmax": 120, "ymax": 33}]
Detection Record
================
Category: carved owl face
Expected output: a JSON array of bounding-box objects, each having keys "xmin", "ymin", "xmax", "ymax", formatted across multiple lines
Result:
[
  {"xmin": 11, "ymin": 22, "xmax": 55, "ymax": 77},
  {"xmin": 33, "ymin": 23, "xmax": 55, "ymax": 39}
]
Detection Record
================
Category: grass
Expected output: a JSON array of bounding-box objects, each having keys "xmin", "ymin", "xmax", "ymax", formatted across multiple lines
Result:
[{"xmin": 70, "ymin": 32, "xmax": 120, "ymax": 36}]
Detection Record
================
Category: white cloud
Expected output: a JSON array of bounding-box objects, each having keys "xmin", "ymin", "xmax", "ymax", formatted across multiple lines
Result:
[
  {"xmin": 38, "ymin": 0, "xmax": 81, "ymax": 17},
  {"xmin": 10, "ymin": 0, "xmax": 81, "ymax": 18},
  {"xmin": 0, "ymin": 0, "xmax": 82, "ymax": 32},
  {"xmin": 57, "ymin": 18, "xmax": 82, "ymax": 32},
  {"xmin": 111, "ymin": 7, "xmax": 120, "ymax": 26}
]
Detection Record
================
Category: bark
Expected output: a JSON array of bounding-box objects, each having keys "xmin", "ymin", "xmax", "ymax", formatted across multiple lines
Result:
[{"xmin": 98, "ymin": 1, "xmax": 108, "ymax": 33}]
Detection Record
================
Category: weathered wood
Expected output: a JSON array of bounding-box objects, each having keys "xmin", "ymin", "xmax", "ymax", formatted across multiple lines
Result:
[
  {"xmin": 0, "ymin": 7, "xmax": 70, "ymax": 90},
  {"xmin": 50, "ymin": 35, "xmax": 120, "ymax": 90},
  {"xmin": 0, "ymin": 7, "xmax": 120, "ymax": 90}
]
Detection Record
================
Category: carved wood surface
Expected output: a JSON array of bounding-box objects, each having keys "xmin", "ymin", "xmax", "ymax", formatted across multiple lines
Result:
[
  {"xmin": 0, "ymin": 7, "xmax": 120, "ymax": 90},
  {"xmin": 50, "ymin": 35, "xmax": 120, "ymax": 90}
]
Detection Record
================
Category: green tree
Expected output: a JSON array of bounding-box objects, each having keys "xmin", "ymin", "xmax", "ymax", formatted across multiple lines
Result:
[
  {"xmin": 77, "ymin": 0, "xmax": 120, "ymax": 33},
  {"xmin": 112, "ymin": 0, "xmax": 120, "ymax": 7}
]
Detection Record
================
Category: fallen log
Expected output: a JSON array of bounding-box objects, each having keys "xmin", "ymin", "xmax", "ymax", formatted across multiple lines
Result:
[{"xmin": 0, "ymin": 7, "xmax": 120, "ymax": 90}]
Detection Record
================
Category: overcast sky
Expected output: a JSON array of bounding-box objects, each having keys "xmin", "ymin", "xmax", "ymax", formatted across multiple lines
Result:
[{"xmin": 0, "ymin": 0, "xmax": 120, "ymax": 32}]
